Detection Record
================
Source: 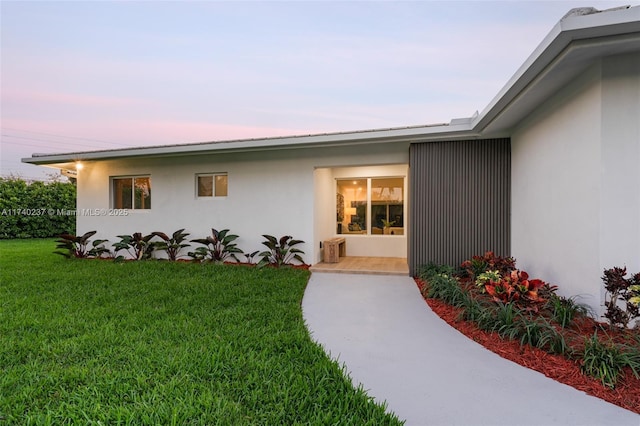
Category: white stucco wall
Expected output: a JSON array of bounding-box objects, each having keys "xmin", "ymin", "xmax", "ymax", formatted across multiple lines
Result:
[
  {"xmin": 511, "ymin": 53, "xmax": 640, "ymax": 317},
  {"xmin": 599, "ymin": 53, "xmax": 640, "ymax": 277},
  {"xmin": 77, "ymin": 142, "xmax": 409, "ymax": 264}
]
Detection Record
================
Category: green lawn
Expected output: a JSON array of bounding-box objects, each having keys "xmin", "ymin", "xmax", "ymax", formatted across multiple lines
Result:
[{"xmin": 0, "ymin": 239, "xmax": 402, "ymax": 425}]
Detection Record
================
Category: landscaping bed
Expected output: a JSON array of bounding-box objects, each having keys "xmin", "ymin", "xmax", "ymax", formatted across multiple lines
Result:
[{"xmin": 416, "ymin": 253, "xmax": 640, "ymax": 415}]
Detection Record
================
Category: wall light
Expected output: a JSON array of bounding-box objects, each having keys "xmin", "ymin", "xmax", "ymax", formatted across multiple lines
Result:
[{"xmin": 76, "ymin": 162, "xmax": 84, "ymax": 170}]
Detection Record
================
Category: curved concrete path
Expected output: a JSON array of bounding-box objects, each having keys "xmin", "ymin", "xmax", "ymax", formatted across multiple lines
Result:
[{"xmin": 302, "ymin": 273, "xmax": 640, "ymax": 426}]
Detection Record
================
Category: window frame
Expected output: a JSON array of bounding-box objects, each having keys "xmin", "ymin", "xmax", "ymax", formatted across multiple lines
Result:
[
  {"xmin": 196, "ymin": 173, "xmax": 228, "ymax": 199},
  {"xmin": 336, "ymin": 176, "xmax": 405, "ymax": 236},
  {"xmin": 111, "ymin": 175, "xmax": 152, "ymax": 210}
]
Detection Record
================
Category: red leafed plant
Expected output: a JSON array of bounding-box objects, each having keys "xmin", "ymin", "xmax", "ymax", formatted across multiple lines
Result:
[
  {"xmin": 485, "ymin": 270, "xmax": 548, "ymax": 308},
  {"xmin": 461, "ymin": 251, "xmax": 516, "ymax": 279}
]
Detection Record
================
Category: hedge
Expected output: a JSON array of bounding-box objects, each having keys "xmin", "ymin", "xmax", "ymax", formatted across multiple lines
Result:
[{"xmin": 0, "ymin": 178, "xmax": 76, "ymax": 238}]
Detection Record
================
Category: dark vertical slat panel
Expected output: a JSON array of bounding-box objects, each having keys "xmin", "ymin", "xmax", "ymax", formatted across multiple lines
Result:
[{"xmin": 409, "ymin": 139, "xmax": 511, "ymax": 275}]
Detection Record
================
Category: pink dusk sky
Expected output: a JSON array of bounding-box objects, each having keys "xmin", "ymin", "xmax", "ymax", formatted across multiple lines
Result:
[{"xmin": 2, "ymin": 0, "xmax": 638, "ymax": 180}]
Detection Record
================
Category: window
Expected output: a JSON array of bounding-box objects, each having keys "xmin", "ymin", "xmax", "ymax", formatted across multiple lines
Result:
[
  {"xmin": 336, "ymin": 179, "xmax": 367, "ymax": 234},
  {"xmin": 371, "ymin": 177, "xmax": 404, "ymax": 231},
  {"xmin": 336, "ymin": 177, "xmax": 404, "ymax": 235},
  {"xmin": 197, "ymin": 173, "xmax": 227, "ymax": 198},
  {"xmin": 112, "ymin": 176, "xmax": 151, "ymax": 209}
]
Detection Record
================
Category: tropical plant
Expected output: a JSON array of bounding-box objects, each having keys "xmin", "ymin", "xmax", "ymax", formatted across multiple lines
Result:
[
  {"xmin": 475, "ymin": 270, "xmax": 501, "ymax": 289},
  {"xmin": 188, "ymin": 228, "xmax": 243, "ymax": 263},
  {"xmin": 257, "ymin": 235, "xmax": 305, "ymax": 268},
  {"xmin": 515, "ymin": 315, "xmax": 555, "ymax": 349},
  {"xmin": 418, "ymin": 262, "xmax": 456, "ymax": 280},
  {"xmin": 493, "ymin": 302, "xmax": 521, "ymax": 337},
  {"xmin": 54, "ymin": 230, "xmax": 110, "ymax": 259},
  {"xmin": 113, "ymin": 232, "xmax": 157, "ymax": 261},
  {"xmin": 459, "ymin": 292, "xmax": 488, "ymax": 323},
  {"xmin": 460, "ymin": 251, "xmax": 516, "ymax": 279},
  {"xmin": 581, "ymin": 333, "xmax": 640, "ymax": 388},
  {"xmin": 484, "ymin": 270, "xmax": 548, "ymax": 308},
  {"xmin": 547, "ymin": 294, "xmax": 592, "ymax": 328},
  {"xmin": 152, "ymin": 229, "xmax": 191, "ymax": 261},
  {"xmin": 244, "ymin": 250, "xmax": 260, "ymax": 264},
  {"xmin": 602, "ymin": 266, "xmax": 640, "ymax": 328},
  {"xmin": 420, "ymin": 267, "xmax": 465, "ymax": 306}
]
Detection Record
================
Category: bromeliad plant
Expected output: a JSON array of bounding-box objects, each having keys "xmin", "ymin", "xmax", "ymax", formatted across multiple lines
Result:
[
  {"xmin": 113, "ymin": 232, "xmax": 157, "ymax": 261},
  {"xmin": 188, "ymin": 228, "xmax": 243, "ymax": 263},
  {"xmin": 152, "ymin": 229, "xmax": 191, "ymax": 261},
  {"xmin": 55, "ymin": 230, "xmax": 110, "ymax": 259},
  {"xmin": 258, "ymin": 235, "xmax": 305, "ymax": 268}
]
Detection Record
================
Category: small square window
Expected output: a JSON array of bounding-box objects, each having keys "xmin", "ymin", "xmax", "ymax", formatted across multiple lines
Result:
[{"xmin": 197, "ymin": 173, "xmax": 227, "ymax": 198}]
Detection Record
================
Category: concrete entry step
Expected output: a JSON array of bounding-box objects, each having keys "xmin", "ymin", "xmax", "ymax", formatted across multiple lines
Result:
[{"xmin": 309, "ymin": 256, "xmax": 409, "ymax": 276}]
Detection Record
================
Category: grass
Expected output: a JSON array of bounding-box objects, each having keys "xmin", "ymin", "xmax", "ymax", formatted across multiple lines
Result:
[{"xmin": 0, "ymin": 239, "xmax": 402, "ymax": 425}]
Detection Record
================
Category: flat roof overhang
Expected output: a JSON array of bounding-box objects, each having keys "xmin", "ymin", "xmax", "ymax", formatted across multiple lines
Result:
[{"xmin": 21, "ymin": 122, "xmax": 479, "ymax": 167}]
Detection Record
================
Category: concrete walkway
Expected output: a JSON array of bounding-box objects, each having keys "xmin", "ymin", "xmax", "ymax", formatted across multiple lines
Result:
[{"xmin": 301, "ymin": 273, "xmax": 640, "ymax": 426}]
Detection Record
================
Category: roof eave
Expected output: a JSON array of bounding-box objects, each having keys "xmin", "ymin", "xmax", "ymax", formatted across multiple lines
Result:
[
  {"xmin": 472, "ymin": 5, "xmax": 640, "ymax": 134},
  {"xmin": 22, "ymin": 122, "xmax": 477, "ymax": 166}
]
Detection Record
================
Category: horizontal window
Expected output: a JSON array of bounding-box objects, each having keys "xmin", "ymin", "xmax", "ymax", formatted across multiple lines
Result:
[
  {"xmin": 112, "ymin": 176, "xmax": 151, "ymax": 210},
  {"xmin": 197, "ymin": 173, "xmax": 227, "ymax": 198}
]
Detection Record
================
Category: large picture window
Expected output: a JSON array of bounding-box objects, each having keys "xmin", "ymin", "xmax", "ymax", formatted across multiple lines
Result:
[
  {"xmin": 112, "ymin": 176, "xmax": 151, "ymax": 209},
  {"xmin": 336, "ymin": 177, "xmax": 404, "ymax": 235}
]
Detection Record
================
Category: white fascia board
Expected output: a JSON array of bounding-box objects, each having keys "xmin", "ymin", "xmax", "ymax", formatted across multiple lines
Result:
[
  {"xmin": 472, "ymin": 5, "xmax": 640, "ymax": 133},
  {"xmin": 22, "ymin": 122, "xmax": 476, "ymax": 166}
]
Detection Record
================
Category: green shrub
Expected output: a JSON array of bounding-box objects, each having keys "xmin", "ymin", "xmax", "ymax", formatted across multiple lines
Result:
[{"xmin": 0, "ymin": 177, "xmax": 76, "ymax": 238}]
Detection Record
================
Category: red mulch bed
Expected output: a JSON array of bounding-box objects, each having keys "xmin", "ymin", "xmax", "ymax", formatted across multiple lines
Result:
[{"xmin": 414, "ymin": 278, "xmax": 640, "ymax": 414}]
